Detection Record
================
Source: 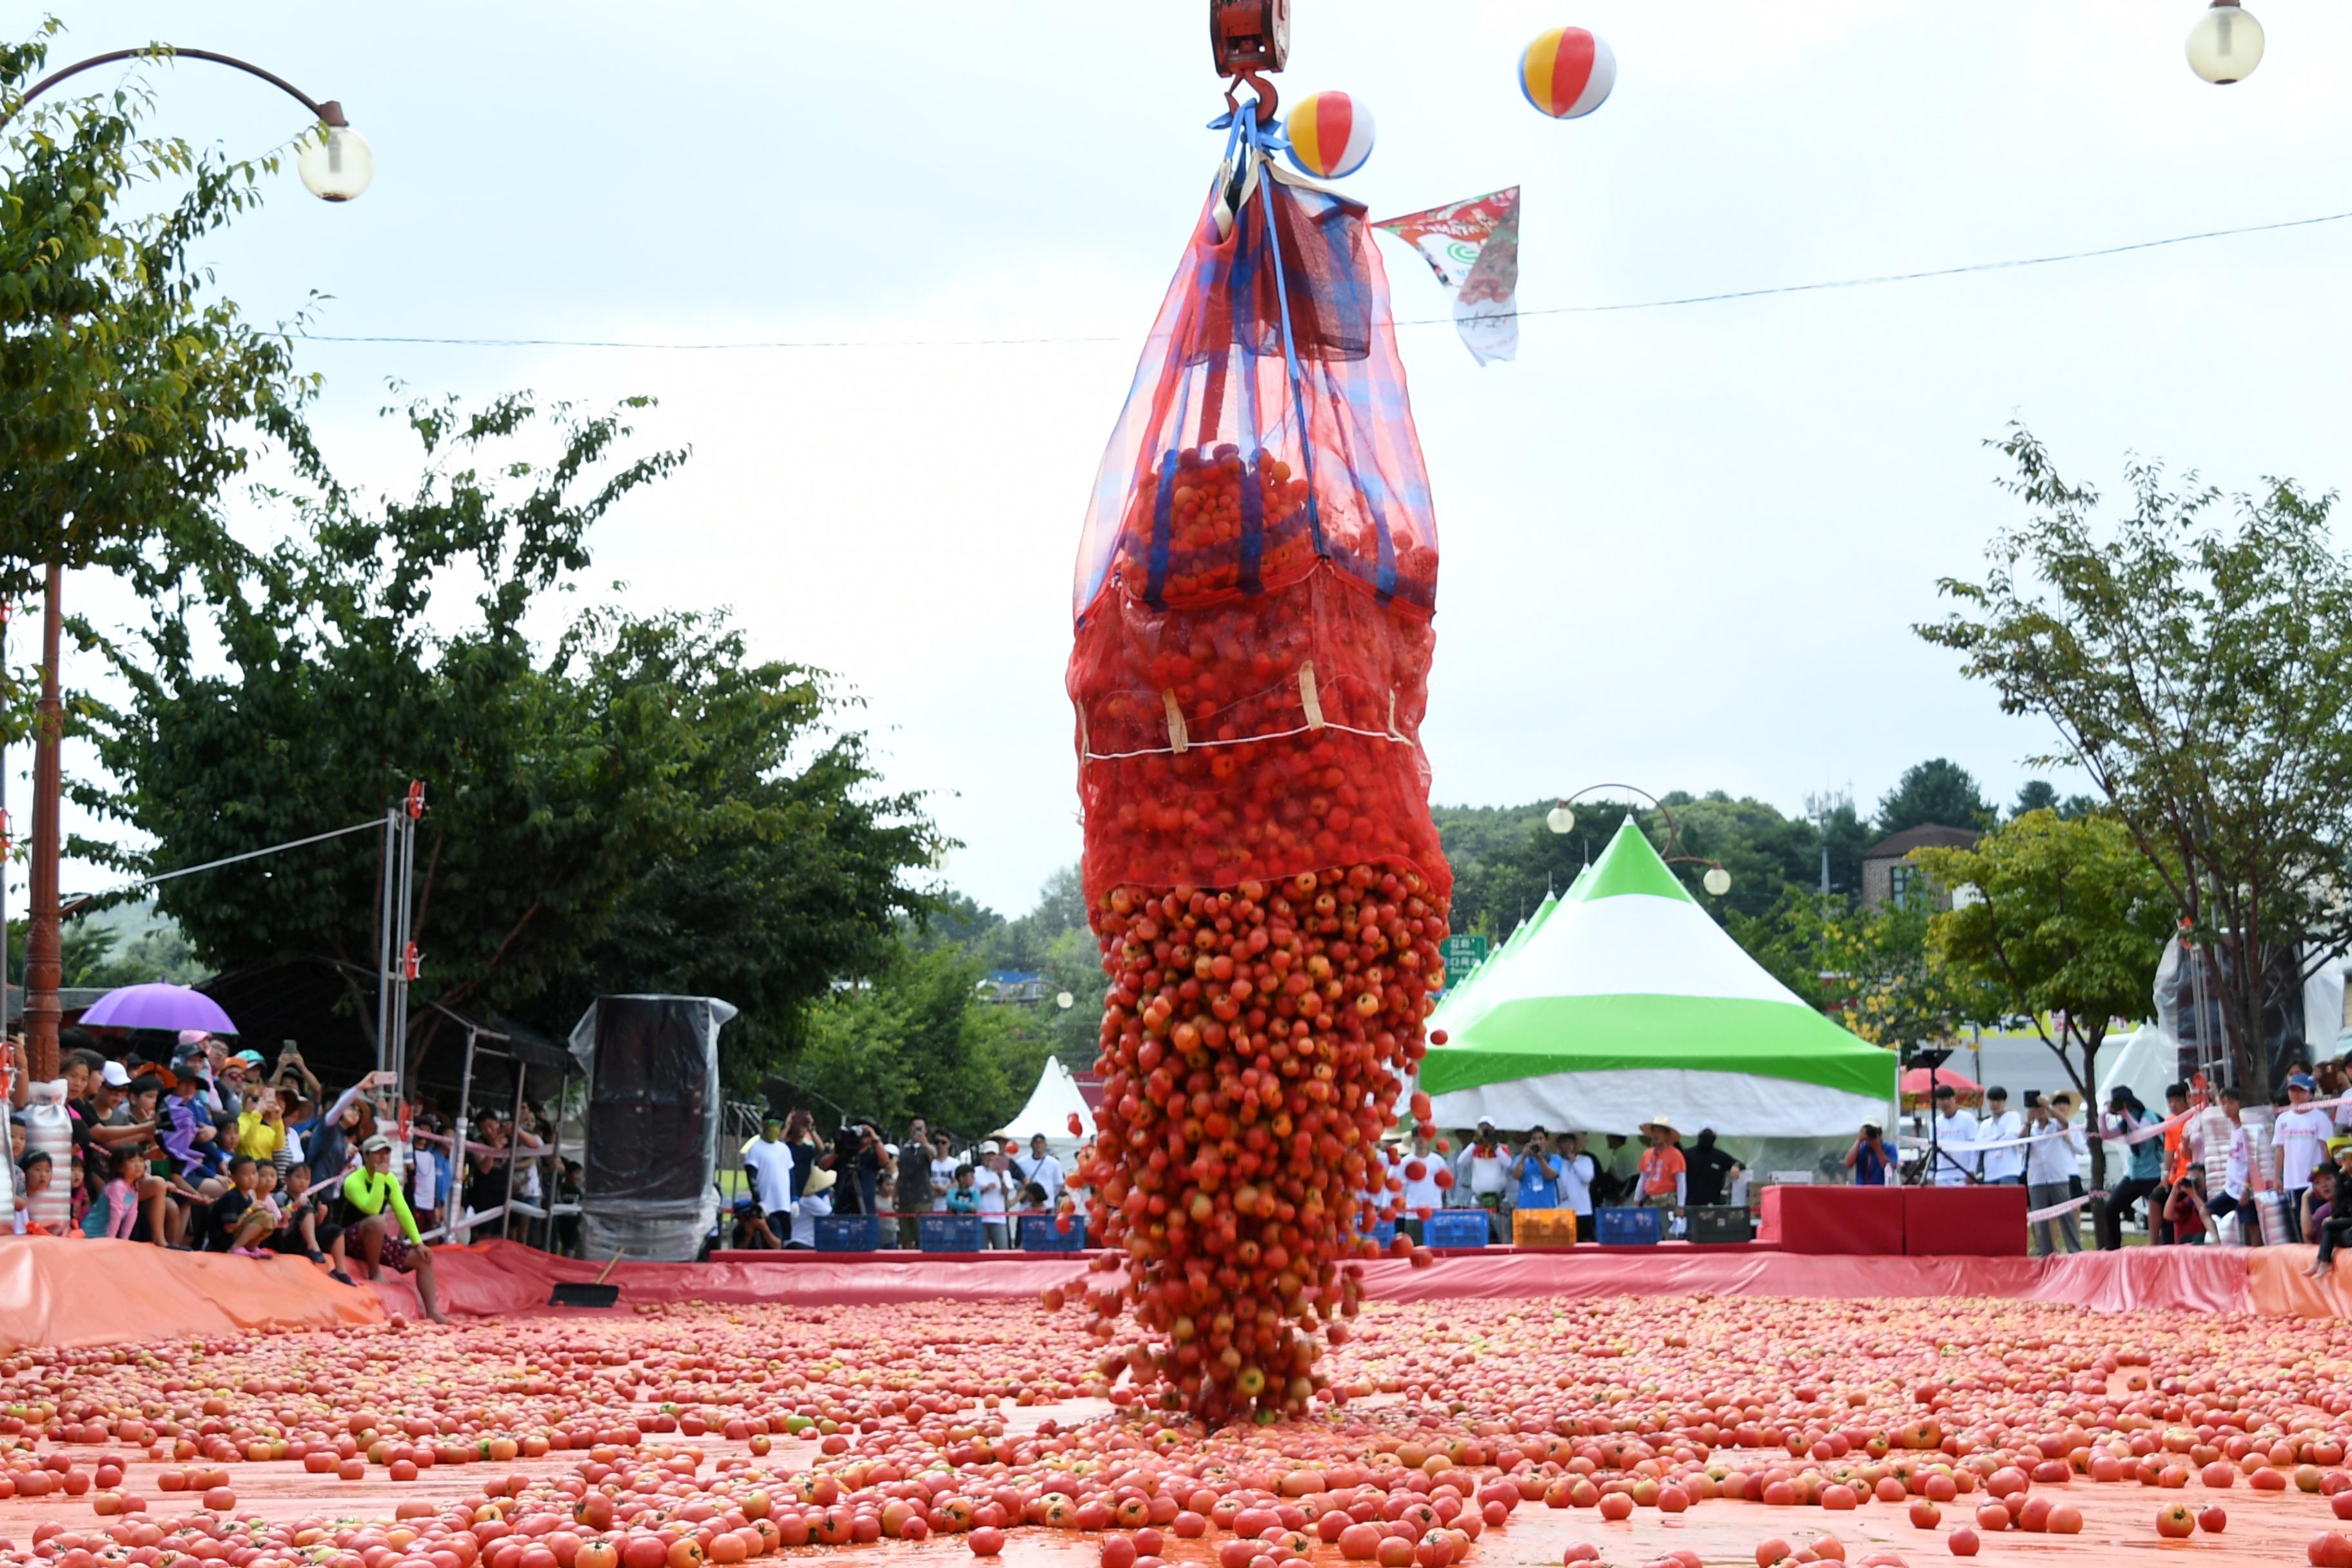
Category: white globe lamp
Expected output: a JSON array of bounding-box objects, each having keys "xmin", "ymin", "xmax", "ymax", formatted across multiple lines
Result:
[{"xmin": 2186, "ymin": 1, "xmax": 2264, "ymax": 84}]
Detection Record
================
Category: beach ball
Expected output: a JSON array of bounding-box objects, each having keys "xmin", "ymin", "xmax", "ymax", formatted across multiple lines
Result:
[
  {"xmin": 1285, "ymin": 90, "xmax": 1375, "ymax": 179},
  {"xmin": 1520, "ymin": 26, "xmax": 1616, "ymax": 119}
]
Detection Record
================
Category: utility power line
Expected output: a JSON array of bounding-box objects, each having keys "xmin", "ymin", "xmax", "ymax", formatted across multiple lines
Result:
[{"xmin": 290, "ymin": 208, "xmax": 2352, "ymax": 354}]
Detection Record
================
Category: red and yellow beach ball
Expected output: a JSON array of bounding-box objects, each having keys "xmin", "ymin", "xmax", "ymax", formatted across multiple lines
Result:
[
  {"xmin": 1520, "ymin": 26, "xmax": 1616, "ymax": 119},
  {"xmin": 1284, "ymin": 90, "xmax": 1375, "ymax": 179}
]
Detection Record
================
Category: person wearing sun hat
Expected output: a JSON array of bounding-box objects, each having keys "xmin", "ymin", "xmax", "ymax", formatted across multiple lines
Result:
[
  {"xmin": 2276, "ymin": 1072, "xmax": 2335, "ymax": 1244},
  {"xmin": 786, "ymin": 1164, "xmax": 836, "ymax": 1249},
  {"xmin": 1637, "ymin": 1114, "xmax": 1687, "ymax": 1212}
]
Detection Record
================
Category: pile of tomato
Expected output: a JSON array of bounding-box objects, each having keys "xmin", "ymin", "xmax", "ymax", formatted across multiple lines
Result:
[{"xmin": 1069, "ymin": 863, "xmax": 1447, "ymax": 1424}]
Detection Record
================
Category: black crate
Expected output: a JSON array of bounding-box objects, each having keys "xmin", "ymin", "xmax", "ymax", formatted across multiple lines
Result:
[{"xmin": 1687, "ymin": 1204, "xmax": 1754, "ymax": 1244}]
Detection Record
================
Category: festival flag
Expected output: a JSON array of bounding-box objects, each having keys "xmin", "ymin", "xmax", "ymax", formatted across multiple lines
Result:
[{"xmin": 1372, "ymin": 186, "xmax": 1521, "ymax": 366}]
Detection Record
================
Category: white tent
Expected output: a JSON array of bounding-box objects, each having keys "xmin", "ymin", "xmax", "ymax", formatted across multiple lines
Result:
[
  {"xmin": 1425, "ymin": 819, "xmax": 1897, "ymax": 1139},
  {"xmin": 995, "ymin": 1056, "xmax": 1095, "ymax": 1157}
]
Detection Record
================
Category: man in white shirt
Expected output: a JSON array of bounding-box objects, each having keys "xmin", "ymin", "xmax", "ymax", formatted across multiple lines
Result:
[
  {"xmin": 1389, "ymin": 1134, "xmax": 1446, "ymax": 1243},
  {"xmin": 1974, "ymin": 1088, "xmax": 2026, "ymax": 1184},
  {"xmin": 2024, "ymin": 1092, "xmax": 2086, "ymax": 1255},
  {"xmin": 1556, "ymin": 1133, "xmax": 1598, "ymax": 1224},
  {"xmin": 1017, "ymin": 1134, "xmax": 1065, "ymax": 1203},
  {"xmin": 1928, "ymin": 1084, "xmax": 1981, "ymax": 1186},
  {"xmin": 742, "ymin": 1117, "xmax": 798, "ymax": 1250},
  {"xmin": 972, "ymin": 1147, "xmax": 1012, "ymax": 1249},
  {"xmin": 2274, "ymin": 1073, "xmax": 2336, "ymax": 1243}
]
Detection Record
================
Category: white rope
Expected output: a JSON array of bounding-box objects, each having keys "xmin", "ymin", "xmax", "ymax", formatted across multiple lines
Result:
[{"xmin": 1082, "ymin": 718, "xmax": 1411, "ymax": 761}]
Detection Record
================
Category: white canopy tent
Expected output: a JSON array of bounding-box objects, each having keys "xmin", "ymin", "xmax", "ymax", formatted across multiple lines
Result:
[{"xmin": 995, "ymin": 1055, "xmax": 1095, "ymax": 1159}]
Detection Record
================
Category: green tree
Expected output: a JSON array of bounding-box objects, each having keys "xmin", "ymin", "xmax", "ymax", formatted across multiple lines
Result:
[
  {"xmin": 1730, "ymin": 891, "xmax": 1995, "ymax": 1052},
  {"xmin": 1921, "ymin": 427, "xmax": 2352, "ymax": 1103},
  {"xmin": 787, "ymin": 945, "xmax": 1050, "ymax": 1135},
  {"xmin": 1916, "ymin": 810, "xmax": 2173, "ymax": 1186},
  {"xmin": 78, "ymin": 395, "xmax": 939, "ymax": 1085},
  {"xmin": 1876, "ymin": 759, "xmax": 1995, "ymax": 836},
  {"xmin": 2012, "ymin": 781, "xmax": 2060, "ymax": 819},
  {"xmin": 3, "ymin": 26, "xmax": 315, "ymax": 663}
]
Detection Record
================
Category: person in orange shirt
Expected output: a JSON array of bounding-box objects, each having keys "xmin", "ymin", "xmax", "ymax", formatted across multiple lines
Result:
[{"xmin": 1638, "ymin": 1115, "xmax": 1687, "ymax": 1212}]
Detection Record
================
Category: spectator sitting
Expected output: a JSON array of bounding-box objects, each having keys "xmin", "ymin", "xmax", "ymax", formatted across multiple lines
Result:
[
  {"xmin": 948, "ymin": 1164, "xmax": 978, "ymax": 1215},
  {"xmin": 1014, "ymin": 1180, "xmax": 1050, "ymax": 1246},
  {"xmin": 2162, "ymin": 1164, "xmax": 2212, "ymax": 1245},
  {"xmin": 158, "ymin": 1070, "xmax": 225, "ymax": 1187},
  {"xmin": 2306, "ymin": 1165, "xmax": 2349, "ymax": 1277},
  {"xmin": 2276, "ymin": 1072, "xmax": 2335, "ymax": 1244},
  {"xmin": 2297, "ymin": 1162, "xmax": 2336, "ymax": 1258},
  {"xmin": 235, "ymin": 1087, "xmax": 287, "ymax": 1166},
  {"xmin": 226, "ymin": 1162, "xmax": 286, "ymax": 1256},
  {"xmin": 341, "ymin": 1134, "xmax": 447, "ymax": 1322},
  {"xmin": 787, "ymin": 1166, "xmax": 835, "ymax": 1250},
  {"xmin": 271, "ymin": 1161, "xmax": 349, "ymax": 1279},
  {"xmin": 204, "ymin": 1156, "xmax": 261, "ymax": 1251}
]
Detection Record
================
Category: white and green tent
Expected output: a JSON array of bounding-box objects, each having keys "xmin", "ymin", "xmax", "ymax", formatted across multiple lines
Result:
[
  {"xmin": 1423, "ymin": 819, "xmax": 1897, "ymax": 1138},
  {"xmin": 1426, "ymin": 885, "xmax": 1564, "ymax": 1038}
]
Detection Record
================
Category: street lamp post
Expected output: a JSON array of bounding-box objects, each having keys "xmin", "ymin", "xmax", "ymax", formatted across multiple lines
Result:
[
  {"xmin": 1545, "ymin": 782, "xmax": 1734, "ymax": 897},
  {"xmin": 2, "ymin": 46, "xmax": 370, "ymax": 1081}
]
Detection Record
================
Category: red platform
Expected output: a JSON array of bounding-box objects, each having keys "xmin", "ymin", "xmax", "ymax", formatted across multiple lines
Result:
[
  {"xmin": 1758, "ymin": 1184, "xmax": 1904, "ymax": 1255},
  {"xmin": 1903, "ymin": 1183, "xmax": 2028, "ymax": 1257}
]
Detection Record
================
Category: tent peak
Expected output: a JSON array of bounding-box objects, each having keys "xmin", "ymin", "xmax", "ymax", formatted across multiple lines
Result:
[{"xmin": 1573, "ymin": 816, "xmax": 1695, "ymax": 905}]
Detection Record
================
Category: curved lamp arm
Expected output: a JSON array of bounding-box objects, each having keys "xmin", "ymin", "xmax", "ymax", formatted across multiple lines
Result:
[
  {"xmin": 2, "ymin": 45, "xmax": 346, "ymax": 132},
  {"xmin": 1547, "ymin": 782, "xmax": 1732, "ymax": 892}
]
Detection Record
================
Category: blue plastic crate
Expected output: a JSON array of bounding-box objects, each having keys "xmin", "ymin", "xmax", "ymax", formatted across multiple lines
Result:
[
  {"xmin": 1594, "ymin": 1206, "xmax": 1661, "ymax": 1246},
  {"xmin": 919, "ymin": 1213, "xmax": 985, "ymax": 1253},
  {"xmin": 813, "ymin": 1213, "xmax": 880, "ymax": 1253},
  {"xmin": 1370, "ymin": 1219, "xmax": 1397, "ymax": 1247},
  {"xmin": 1020, "ymin": 1215, "xmax": 1089, "ymax": 1251},
  {"xmin": 1424, "ymin": 1210, "xmax": 1491, "ymax": 1250}
]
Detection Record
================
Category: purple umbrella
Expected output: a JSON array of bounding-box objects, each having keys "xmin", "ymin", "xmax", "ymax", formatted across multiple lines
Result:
[{"xmin": 77, "ymin": 983, "xmax": 238, "ymax": 1035}]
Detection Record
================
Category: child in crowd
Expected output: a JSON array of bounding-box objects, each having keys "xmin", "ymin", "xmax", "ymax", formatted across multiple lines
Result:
[
  {"xmin": 204, "ymin": 1156, "xmax": 260, "ymax": 1251},
  {"xmin": 273, "ymin": 1162, "xmax": 350, "ymax": 1280},
  {"xmin": 947, "ymin": 1164, "xmax": 978, "ymax": 1215},
  {"xmin": 101, "ymin": 1149, "xmax": 147, "ymax": 1239},
  {"xmin": 228, "ymin": 1163, "xmax": 286, "ymax": 1256},
  {"xmin": 13, "ymin": 1151, "xmax": 53, "ymax": 1236}
]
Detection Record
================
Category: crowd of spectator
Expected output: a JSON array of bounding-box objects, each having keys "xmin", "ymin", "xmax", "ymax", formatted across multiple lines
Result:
[
  {"xmin": 1379, "ymin": 1114, "xmax": 1747, "ymax": 1244},
  {"xmin": 8, "ymin": 1028, "xmax": 580, "ymax": 1322},
  {"xmin": 1896, "ymin": 1057, "xmax": 2352, "ymax": 1257},
  {"xmin": 721, "ymin": 1110, "xmax": 1083, "ymax": 1251}
]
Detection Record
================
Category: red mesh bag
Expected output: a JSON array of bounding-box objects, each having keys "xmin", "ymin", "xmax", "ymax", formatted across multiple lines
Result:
[{"xmin": 1063, "ymin": 130, "xmax": 1452, "ymax": 1424}]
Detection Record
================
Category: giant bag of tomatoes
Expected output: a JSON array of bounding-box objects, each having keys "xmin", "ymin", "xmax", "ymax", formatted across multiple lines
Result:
[{"xmin": 1064, "ymin": 143, "xmax": 1451, "ymax": 1425}]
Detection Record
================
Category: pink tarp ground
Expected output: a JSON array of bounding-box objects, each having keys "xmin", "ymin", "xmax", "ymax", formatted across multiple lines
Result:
[
  {"xmin": 379, "ymin": 1238, "xmax": 2269, "ymax": 1322},
  {"xmin": 0, "ymin": 1235, "xmax": 384, "ymax": 1349}
]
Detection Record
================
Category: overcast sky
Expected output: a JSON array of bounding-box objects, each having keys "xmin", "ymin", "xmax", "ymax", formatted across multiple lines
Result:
[{"xmin": 15, "ymin": 1, "xmax": 2352, "ymax": 921}]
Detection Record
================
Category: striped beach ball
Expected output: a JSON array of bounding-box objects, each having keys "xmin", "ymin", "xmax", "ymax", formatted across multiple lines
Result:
[
  {"xmin": 1520, "ymin": 26, "xmax": 1616, "ymax": 119},
  {"xmin": 1284, "ymin": 90, "xmax": 1375, "ymax": 179}
]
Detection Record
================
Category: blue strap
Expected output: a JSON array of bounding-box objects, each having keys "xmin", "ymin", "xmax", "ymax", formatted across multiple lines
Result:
[
  {"xmin": 1145, "ymin": 452, "xmax": 1180, "ymax": 608},
  {"xmin": 1247, "ymin": 121, "xmax": 1324, "ymax": 559}
]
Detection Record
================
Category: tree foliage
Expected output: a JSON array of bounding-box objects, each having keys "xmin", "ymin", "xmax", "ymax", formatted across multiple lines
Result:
[
  {"xmin": 1916, "ymin": 809, "xmax": 2173, "ymax": 1184},
  {"xmin": 1, "ymin": 26, "xmax": 314, "ymax": 612},
  {"xmin": 785, "ymin": 945, "xmax": 1053, "ymax": 1136},
  {"xmin": 1921, "ymin": 427, "xmax": 2352, "ymax": 1101},
  {"xmin": 1876, "ymin": 758, "xmax": 1995, "ymax": 836},
  {"xmin": 77, "ymin": 395, "xmax": 941, "ymax": 1086}
]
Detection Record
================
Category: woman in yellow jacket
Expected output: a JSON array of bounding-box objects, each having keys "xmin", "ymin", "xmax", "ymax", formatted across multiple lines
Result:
[{"xmin": 342, "ymin": 1135, "xmax": 448, "ymax": 1322}]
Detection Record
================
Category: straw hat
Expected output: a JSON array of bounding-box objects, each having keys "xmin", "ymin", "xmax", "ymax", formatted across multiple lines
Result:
[
  {"xmin": 1640, "ymin": 1113, "xmax": 1679, "ymax": 1136},
  {"xmin": 804, "ymin": 1167, "xmax": 837, "ymax": 1196}
]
